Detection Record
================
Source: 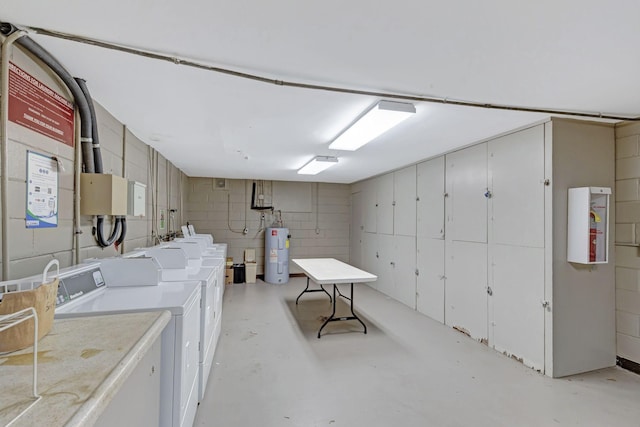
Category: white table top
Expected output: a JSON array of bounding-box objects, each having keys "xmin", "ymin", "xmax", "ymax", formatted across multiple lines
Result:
[{"xmin": 292, "ymin": 258, "xmax": 377, "ymax": 285}]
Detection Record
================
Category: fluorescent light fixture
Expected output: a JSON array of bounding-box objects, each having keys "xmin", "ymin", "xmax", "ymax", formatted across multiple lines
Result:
[
  {"xmin": 329, "ymin": 100, "xmax": 416, "ymax": 151},
  {"xmin": 297, "ymin": 156, "xmax": 339, "ymax": 175}
]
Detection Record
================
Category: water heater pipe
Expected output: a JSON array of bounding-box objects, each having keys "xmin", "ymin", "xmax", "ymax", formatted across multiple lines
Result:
[{"xmin": 1, "ymin": 29, "xmax": 26, "ymax": 279}]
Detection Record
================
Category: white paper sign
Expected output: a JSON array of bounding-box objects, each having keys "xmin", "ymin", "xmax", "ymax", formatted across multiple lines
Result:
[{"xmin": 26, "ymin": 151, "xmax": 58, "ymax": 228}]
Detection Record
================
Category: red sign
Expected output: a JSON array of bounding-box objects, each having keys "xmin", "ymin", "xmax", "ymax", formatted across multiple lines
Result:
[
  {"xmin": 8, "ymin": 62, "xmax": 74, "ymax": 147},
  {"xmin": 272, "ymin": 230, "xmax": 277, "ymax": 236}
]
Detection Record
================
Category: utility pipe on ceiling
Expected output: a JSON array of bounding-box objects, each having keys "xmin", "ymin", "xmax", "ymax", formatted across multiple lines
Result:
[
  {"xmin": 1, "ymin": 29, "xmax": 26, "ymax": 280},
  {"xmin": 22, "ymin": 25, "xmax": 640, "ymax": 122}
]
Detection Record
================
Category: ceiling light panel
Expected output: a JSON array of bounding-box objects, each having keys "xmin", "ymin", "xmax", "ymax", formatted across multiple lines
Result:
[
  {"xmin": 297, "ymin": 156, "xmax": 339, "ymax": 175},
  {"xmin": 329, "ymin": 101, "xmax": 416, "ymax": 151}
]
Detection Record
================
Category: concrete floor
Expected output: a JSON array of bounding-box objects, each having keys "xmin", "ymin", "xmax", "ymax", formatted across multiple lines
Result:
[{"xmin": 194, "ymin": 277, "xmax": 640, "ymax": 427}]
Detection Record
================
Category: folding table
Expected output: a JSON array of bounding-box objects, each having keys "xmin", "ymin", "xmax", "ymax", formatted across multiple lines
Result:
[{"xmin": 292, "ymin": 258, "xmax": 377, "ymax": 338}]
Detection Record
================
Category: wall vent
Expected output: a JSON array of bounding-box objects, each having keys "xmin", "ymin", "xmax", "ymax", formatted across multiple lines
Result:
[{"xmin": 214, "ymin": 178, "xmax": 228, "ymax": 190}]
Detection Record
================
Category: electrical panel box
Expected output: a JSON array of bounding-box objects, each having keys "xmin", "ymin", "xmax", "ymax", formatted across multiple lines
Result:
[
  {"xmin": 567, "ymin": 187, "xmax": 611, "ymax": 264},
  {"xmin": 80, "ymin": 173, "xmax": 128, "ymax": 216},
  {"xmin": 128, "ymin": 180, "xmax": 146, "ymax": 217}
]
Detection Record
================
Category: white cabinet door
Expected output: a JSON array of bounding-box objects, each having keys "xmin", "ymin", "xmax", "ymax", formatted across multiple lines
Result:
[
  {"xmin": 488, "ymin": 125, "xmax": 545, "ymax": 248},
  {"xmin": 417, "ymin": 156, "xmax": 445, "ymax": 240},
  {"xmin": 489, "ymin": 245, "xmax": 545, "ymax": 371},
  {"xmin": 377, "ymin": 174, "xmax": 395, "ymax": 235},
  {"xmin": 362, "ymin": 232, "xmax": 379, "ymax": 291},
  {"xmin": 394, "ymin": 165, "xmax": 417, "ymax": 237},
  {"xmin": 446, "ymin": 143, "xmax": 488, "ymax": 243},
  {"xmin": 487, "ymin": 124, "xmax": 546, "ymax": 372},
  {"xmin": 363, "ymin": 179, "xmax": 377, "ymax": 233},
  {"xmin": 391, "ymin": 235, "xmax": 416, "ymax": 309},
  {"xmin": 350, "ymin": 191, "xmax": 364, "ymax": 269},
  {"xmin": 445, "ymin": 240, "xmax": 488, "ymax": 341},
  {"xmin": 416, "ymin": 237, "xmax": 445, "ymax": 323},
  {"xmin": 376, "ymin": 234, "xmax": 395, "ymax": 297}
]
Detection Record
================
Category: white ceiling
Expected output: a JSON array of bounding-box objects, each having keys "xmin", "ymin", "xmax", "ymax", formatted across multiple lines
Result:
[{"xmin": 3, "ymin": 1, "xmax": 640, "ymax": 183}]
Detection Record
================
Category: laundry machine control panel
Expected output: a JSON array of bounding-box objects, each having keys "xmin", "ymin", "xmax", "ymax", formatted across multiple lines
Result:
[{"xmin": 56, "ymin": 266, "xmax": 105, "ymax": 307}]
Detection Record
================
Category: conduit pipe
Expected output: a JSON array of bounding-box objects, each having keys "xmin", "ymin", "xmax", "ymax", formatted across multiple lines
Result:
[
  {"xmin": 0, "ymin": 24, "xmax": 96, "ymax": 173},
  {"xmin": 23, "ymin": 25, "xmax": 640, "ymax": 122},
  {"xmin": 1, "ymin": 29, "xmax": 26, "ymax": 280},
  {"xmin": 0, "ymin": 22, "xmax": 127, "ymax": 250},
  {"xmin": 75, "ymin": 78, "xmax": 124, "ymax": 247},
  {"xmin": 74, "ymin": 109, "xmax": 82, "ymax": 264}
]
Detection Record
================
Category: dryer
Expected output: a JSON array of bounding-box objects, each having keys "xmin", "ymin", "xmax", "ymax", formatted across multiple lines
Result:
[{"xmin": 54, "ymin": 260, "xmax": 201, "ymax": 427}]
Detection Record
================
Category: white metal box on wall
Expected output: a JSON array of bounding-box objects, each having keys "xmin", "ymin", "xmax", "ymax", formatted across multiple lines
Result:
[
  {"xmin": 567, "ymin": 187, "xmax": 611, "ymax": 264},
  {"xmin": 128, "ymin": 180, "xmax": 147, "ymax": 217}
]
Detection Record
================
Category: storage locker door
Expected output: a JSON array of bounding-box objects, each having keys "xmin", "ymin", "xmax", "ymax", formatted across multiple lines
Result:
[
  {"xmin": 363, "ymin": 180, "xmax": 377, "ymax": 233},
  {"xmin": 417, "ymin": 156, "xmax": 445, "ymax": 240},
  {"xmin": 394, "ymin": 165, "xmax": 417, "ymax": 237},
  {"xmin": 377, "ymin": 174, "xmax": 395, "ymax": 235},
  {"xmin": 488, "ymin": 125, "xmax": 545, "ymax": 248},
  {"xmin": 445, "ymin": 240, "xmax": 488, "ymax": 341},
  {"xmin": 350, "ymin": 191, "xmax": 364, "ymax": 269},
  {"xmin": 446, "ymin": 143, "xmax": 488, "ymax": 243},
  {"xmin": 392, "ymin": 235, "xmax": 417, "ymax": 309},
  {"xmin": 416, "ymin": 237, "xmax": 445, "ymax": 323},
  {"xmin": 488, "ymin": 125, "xmax": 545, "ymax": 371},
  {"xmin": 490, "ymin": 245, "xmax": 545, "ymax": 371},
  {"xmin": 376, "ymin": 234, "xmax": 395, "ymax": 297},
  {"xmin": 362, "ymin": 232, "xmax": 379, "ymax": 291}
]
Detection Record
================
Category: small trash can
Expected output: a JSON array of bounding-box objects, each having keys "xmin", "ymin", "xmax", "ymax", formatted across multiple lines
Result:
[{"xmin": 233, "ymin": 264, "xmax": 246, "ymax": 283}]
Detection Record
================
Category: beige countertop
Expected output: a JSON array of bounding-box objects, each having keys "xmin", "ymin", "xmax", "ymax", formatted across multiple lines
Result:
[{"xmin": 0, "ymin": 310, "xmax": 171, "ymax": 427}]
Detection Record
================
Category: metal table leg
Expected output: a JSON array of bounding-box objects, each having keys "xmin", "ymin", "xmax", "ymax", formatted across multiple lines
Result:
[
  {"xmin": 317, "ymin": 282, "xmax": 367, "ymax": 338},
  {"xmin": 296, "ymin": 277, "xmax": 332, "ymax": 305}
]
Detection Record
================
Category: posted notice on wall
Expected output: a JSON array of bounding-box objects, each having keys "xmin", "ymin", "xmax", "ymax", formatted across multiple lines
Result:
[
  {"xmin": 8, "ymin": 61, "xmax": 75, "ymax": 147},
  {"xmin": 26, "ymin": 151, "xmax": 59, "ymax": 229}
]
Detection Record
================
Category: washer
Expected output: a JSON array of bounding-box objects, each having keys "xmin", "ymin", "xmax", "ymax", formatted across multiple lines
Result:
[
  {"xmin": 54, "ymin": 260, "xmax": 201, "ymax": 427},
  {"xmin": 141, "ymin": 247, "xmax": 224, "ymax": 402}
]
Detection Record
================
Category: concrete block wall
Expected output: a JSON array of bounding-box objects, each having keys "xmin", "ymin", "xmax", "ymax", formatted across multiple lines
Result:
[
  {"xmin": 1, "ymin": 42, "xmax": 186, "ymax": 279},
  {"xmin": 184, "ymin": 178, "xmax": 350, "ymax": 275},
  {"xmin": 615, "ymin": 122, "xmax": 640, "ymax": 365}
]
